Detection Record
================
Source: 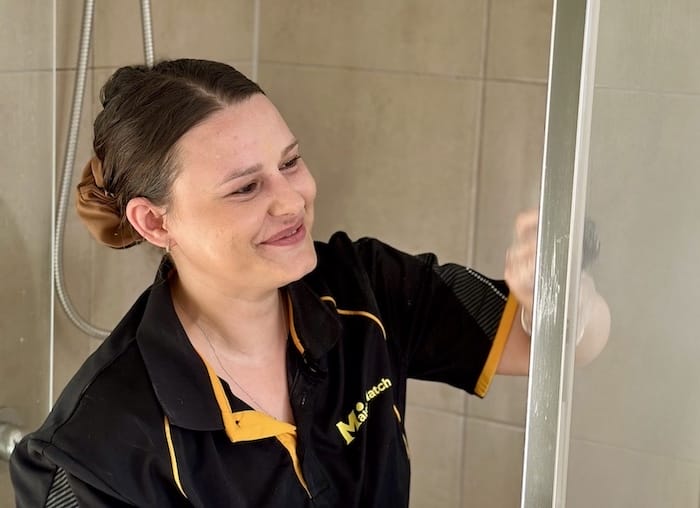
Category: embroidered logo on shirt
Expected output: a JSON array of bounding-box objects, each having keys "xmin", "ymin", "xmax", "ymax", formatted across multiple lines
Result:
[{"xmin": 336, "ymin": 377, "xmax": 392, "ymax": 445}]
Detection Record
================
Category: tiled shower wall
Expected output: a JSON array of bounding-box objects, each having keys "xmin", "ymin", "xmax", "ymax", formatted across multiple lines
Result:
[
  {"xmin": 0, "ymin": 2, "xmax": 54, "ymax": 500},
  {"xmin": 0, "ymin": 0, "xmax": 256, "ymax": 504},
  {"xmin": 4, "ymin": 1, "xmax": 699, "ymax": 507},
  {"xmin": 0, "ymin": 0, "xmax": 550, "ymax": 505}
]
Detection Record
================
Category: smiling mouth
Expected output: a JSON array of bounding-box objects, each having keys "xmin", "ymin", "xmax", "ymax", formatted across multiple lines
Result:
[{"xmin": 261, "ymin": 222, "xmax": 306, "ymax": 246}]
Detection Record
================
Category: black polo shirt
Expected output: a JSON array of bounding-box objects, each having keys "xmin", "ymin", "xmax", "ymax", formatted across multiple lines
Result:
[{"xmin": 11, "ymin": 232, "xmax": 517, "ymax": 508}]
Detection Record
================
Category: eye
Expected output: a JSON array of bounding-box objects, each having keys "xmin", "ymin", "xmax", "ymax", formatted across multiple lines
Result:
[
  {"xmin": 280, "ymin": 155, "xmax": 301, "ymax": 171},
  {"xmin": 232, "ymin": 181, "xmax": 259, "ymax": 195}
]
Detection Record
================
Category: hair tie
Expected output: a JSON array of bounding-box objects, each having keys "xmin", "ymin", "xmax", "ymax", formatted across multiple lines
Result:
[{"xmin": 75, "ymin": 156, "xmax": 142, "ymax": 249}]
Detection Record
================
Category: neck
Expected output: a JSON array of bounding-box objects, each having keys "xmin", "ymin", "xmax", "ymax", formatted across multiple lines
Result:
[
  {"xmin": 170, "ymin": 270, "xmax": 287, "ymax": 360},
  {"xmin": 169, "ymin": 267, "xmax": 294, "ymax": 423}
]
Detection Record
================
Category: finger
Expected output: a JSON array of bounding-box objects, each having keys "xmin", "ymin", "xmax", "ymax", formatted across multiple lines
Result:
[
  {"xmin": 506, "ymin": 241, "xmax": 536, "ymax": 267},
  {"xmin": 505, "ymin": 246, "xmax": 536, "ymax": 283},
  {"xmin": 504, "ymin": 253, "xmax": 535, "ymax": 288},
  {"xmin": 505, "ymin": 236, "xmax": 536, "ymax": 262}
]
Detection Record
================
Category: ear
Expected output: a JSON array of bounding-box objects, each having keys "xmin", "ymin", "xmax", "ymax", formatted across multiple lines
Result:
[{"xmin": 125, "ymin": 197, "xmax": 170, "ymax": 249}]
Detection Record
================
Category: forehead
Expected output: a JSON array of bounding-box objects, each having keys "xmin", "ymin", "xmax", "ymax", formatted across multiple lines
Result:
[{"xmin": 176, "ymin": 94, "xmax": 292, "ymax": 165}]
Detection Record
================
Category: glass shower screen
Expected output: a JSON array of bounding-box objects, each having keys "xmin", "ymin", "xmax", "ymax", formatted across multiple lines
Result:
[{"xmin": 523, "ymin": 0, "xmax": 700, "ymax": 506}]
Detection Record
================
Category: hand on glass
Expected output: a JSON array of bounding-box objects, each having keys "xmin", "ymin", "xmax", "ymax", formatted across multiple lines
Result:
[
  {"xmin": 504, "ymin": 208, "xmax": 611, "ymax": 365},
  {"xmin": 504, "ymin": 208, "xmax": 537, "ymax": 327}
]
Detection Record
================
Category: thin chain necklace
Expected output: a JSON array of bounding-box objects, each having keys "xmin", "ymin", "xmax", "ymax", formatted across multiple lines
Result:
[{"xmin": 174, "ymin": 301, "xmax": 277, "ymax": 419}]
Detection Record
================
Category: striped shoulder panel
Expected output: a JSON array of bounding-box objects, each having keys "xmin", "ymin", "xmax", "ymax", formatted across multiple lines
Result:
[
  {"xmin": 426, "ymin": 259, "xmax": 507, "ymax": 340},
  {"xmin": 45, "ymin": 467, "xmax": 79, "ymax": 508}
]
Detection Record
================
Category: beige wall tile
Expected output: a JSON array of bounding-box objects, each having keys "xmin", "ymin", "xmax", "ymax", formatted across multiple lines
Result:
[
  {"xmin": 407, "ymin": 379, "xmax": 465, "ymax": 415},
  {"xmin": 53, "ymin": 308, "xmax": 93, "ymax": 400},
  {"xmin": 0, "ymin": 191, "xmax": 50, "ymax": 461},
  {"xmin": 94, "ymin": 0, "xmax": 253, "ymax": 68},
  {"xmin": 0, "ymin": 0, "xmax": 53, "ymax": 71},
  {"xmin": 461, "ymin": 418, "xmax": 524, "ymax": 508},
  {"xmin": 92, "ymin": 0, "xmax": 141, "ymax": 66},
  {"xmin": 474, "ymin": 81, "xmax": 546, "ymax": 277},
  {"xmin": 0, "ymin": 70, "xmax": 51, "ymax": 506},
  {"xmin": 465, "ymin": 375, "xmax": 527, "ymax": 426},
  {"xmin": 597, "ymin": 0, "xmax": 700, "ymax": 93},
  {"xmin": 259, "ymin": 64, "xmax": 481, "ymax": 264},
  {"xmin": 53, "ymin": 212, "xmax": 94, "ymax": 398},
  {"xmin": 53, "ymin": 246, "xmax": 93, "ymax": 393},
  {"xmin": 260, "ymin": 0, "xmax": 487, "ymax": 78},
  {"xmin": 56, "ymin": 0, "xmax": 90, "ymax": 70},
  {"xmin": 566, "ymin": 439, "xmax": 700, "ymax": 508},
  {"xmin": 486, "ymin": 0, "xmax": 552, "ymax": 82},
  {"xmin": 90, "ymin": 244, "xmax": 162, "ymax": 330},
  {"xmin": 405, "ymin": 406, "xmax": 464, "ymax": 508},
  {"xmin": 570, "ymin": 89, "xmax": 700, "ymax": 463},
  {"xmin": 0, "ymin": 68, "xmax": 57, "ymax": 507},
  {"xmin": 0, "ymin": 71, "xmax": 53, "ymax": 436},
  {"xmin": 0, "ymin": 0, "xmax": 84, "ymax": 70},
  {"xmin": 0, "ymin": 465, "xmax": 11, "ymax": 506}
]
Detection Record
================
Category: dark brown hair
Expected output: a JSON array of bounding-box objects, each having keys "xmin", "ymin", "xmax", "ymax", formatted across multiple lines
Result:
[{"xmin": 92, "ymin": 59, "xmax": 264, "ymax": 242}]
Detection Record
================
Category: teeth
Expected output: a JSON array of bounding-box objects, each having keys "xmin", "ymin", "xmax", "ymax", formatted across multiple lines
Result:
[{"xmin": 284, "ymin": 226, "xmax": 299, "ymax": 238}]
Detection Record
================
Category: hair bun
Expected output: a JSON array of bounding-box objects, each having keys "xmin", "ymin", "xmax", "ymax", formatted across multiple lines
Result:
[
  {"xmin": 75, "ymin": 157, "xmax": 142, "ymax": 249},
  {"xmin": 99, "ymin": 65, "xmax": 149, "ymax": 108}
]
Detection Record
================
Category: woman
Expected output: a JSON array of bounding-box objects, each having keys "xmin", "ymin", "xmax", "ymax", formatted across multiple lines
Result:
[{"xmin": 11, "ymin": 59, "xmax": 610, "ymax": 507}]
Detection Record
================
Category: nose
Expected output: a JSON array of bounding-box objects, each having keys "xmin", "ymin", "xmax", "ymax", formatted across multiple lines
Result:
[{"xmin": 268, "ymin": 173, "xmax": 305, "ymax": 218}]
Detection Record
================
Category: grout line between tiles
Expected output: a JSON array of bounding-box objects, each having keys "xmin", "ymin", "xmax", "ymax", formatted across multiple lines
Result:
[
  {"xmin": 256, "ymin": 60, "xmax": 563, "ymax": 90},
  {"xmin": 0, "ymin": 68, "xmax": 55, "ymax": 74},
  {"xmin": 258, "ymin": 59, "xmax": 485, "ymax": 83},
  {"xmin": 466, "ymin": 415, "xmax": 526, "ymax": 433},
  {"xmin": 568, "ymin": 436, "xmax": 700, "ymax": 468},
  {"xmin": 594, "ymin": 84, "xmax": 700, "ymax": 98},
  {"xmin": 466, "ymin": 415, "xmax": 700, "ymax": 469},
  {"xmin": 467, "ymin": 1, "xmax": 493, "ymax": 269},
  {"xmin": 405, "ymin": 402, "xmax": 466, "ymax": 419},
  {"xmin": 461, "ymin": 1, "xmax": 493, "ymax": 504}
]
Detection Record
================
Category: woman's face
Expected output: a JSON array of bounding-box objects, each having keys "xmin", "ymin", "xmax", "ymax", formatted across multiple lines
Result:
[{"xmin": 166, "ymin": 94, "xmax": 317, "ymax": 297}]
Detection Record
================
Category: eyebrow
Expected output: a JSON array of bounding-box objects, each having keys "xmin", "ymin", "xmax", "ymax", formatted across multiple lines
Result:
[{"xmin": 218, "ymin": 139, "xmax": 299, "ymax": 186}]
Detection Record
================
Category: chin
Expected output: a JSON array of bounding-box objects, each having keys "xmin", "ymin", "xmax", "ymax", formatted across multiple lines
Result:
[
  {"xmin": 291, "ymin": 244, "xmax": 318, "ymax": 281},
  {"xmin": 269, "ymin": 243, "xmax": 317, "ymax": 288},
  {"xmin": 301, "ymin": 249, "xmax": 318, "ymax": 276}
]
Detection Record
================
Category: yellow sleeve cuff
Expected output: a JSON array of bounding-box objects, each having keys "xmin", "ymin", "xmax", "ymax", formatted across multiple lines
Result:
[{"xmin": 474, "ymin": 293, "xmax": 519, "ymax": 397}]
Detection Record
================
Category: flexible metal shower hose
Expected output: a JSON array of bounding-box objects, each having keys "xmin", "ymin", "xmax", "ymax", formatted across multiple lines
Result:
[{"xmin": 54, "ymin": 0, "xmax": 155, "ymax": 339}]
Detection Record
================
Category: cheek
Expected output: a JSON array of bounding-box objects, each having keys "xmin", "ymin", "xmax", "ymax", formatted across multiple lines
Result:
[
  {"xmin": 179, "ymin": 203, "xmax": 259, "ymax": 253},
  {"xmin": 301, "ymin": 170, "xmax": 317, "ymax": 208},
  {"xmin": 225, "ymin": 209, "xmax": 265, "ymax": 248}
]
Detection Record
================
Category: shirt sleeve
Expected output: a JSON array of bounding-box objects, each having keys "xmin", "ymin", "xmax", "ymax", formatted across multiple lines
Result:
[
  {"xmin": 10, "ymin": 437, "xmax": 134, "ymax": 507},
  {"xmin": 353, "ymin": 236, "xmax": 518, "ymax": 397},
  {"xmin": 10, "ymin": 433, "xmax": 192, "ymax": 508}
]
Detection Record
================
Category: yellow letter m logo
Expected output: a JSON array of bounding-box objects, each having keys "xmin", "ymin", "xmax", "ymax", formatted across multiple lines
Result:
[{"xmin": 336, "ymin": 408, "xmax": 362, "ymax": 445}]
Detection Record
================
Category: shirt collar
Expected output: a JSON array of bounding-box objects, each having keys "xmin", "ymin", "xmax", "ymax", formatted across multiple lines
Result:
[
  {"xmin": 286, "ymin": 277, "xmax": 343, "ymax": 363},
  {"xmin": 136, "ymin": 257, "xmax": 341, "ymax": 431}
]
